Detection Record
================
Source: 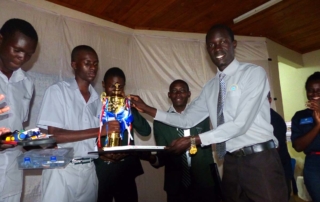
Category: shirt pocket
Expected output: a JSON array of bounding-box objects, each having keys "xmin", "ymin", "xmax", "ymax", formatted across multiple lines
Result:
[
  {"xmin": 81, "ymin": 102, "xmax": 100, "ymax": 128},
  {"xmin": 21, "ymin": 94, "xmax": 32, "ymax": 121},
  {"xmin": 225, "ymin": 90, "xmax": 241, "ymax": 115}
]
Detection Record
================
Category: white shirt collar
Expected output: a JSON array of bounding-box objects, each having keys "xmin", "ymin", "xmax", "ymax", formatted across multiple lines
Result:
[
  {"xmin": 0, "ymin": 68, "xmax": 26, "ymax": 83},
  {"xmin": 217, "ymin": 58, "xmax": 239, "ymax": 77},
  {"xmin": 168, "ymin": 105, "xmax": 188, "ymax": 114},
  {"xmin": 65, "ymin": 78, "xmax": 99, "ymax": 102}
]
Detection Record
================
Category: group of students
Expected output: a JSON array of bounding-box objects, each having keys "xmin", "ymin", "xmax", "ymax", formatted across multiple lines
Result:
[
  {"xmin": 0, "ymin": 17, "xmax": 319, "ymax": 202},
  {"xmin": 0, "ymin": 18, "xmax": 215, "ymax": 202},
  {"xmin": 0, "ymin": 18, "xmax": 149, "ymax": 202}
]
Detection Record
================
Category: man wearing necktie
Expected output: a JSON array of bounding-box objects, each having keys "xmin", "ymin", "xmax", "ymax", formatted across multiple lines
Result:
[
  {"xmin": 130, "ymin": 24, "xmax": 287, "ymax": 202},
  {"xmin": 144, "ymin": 80, "xmax": 218, "ymax": 202}
]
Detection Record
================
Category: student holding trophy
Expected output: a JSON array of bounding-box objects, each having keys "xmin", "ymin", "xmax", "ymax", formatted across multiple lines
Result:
[{"xmin": 94, "ymin": 67, "xmax": 151, "ymax": 202}]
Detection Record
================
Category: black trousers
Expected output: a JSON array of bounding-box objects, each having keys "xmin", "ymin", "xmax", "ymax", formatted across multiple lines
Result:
[
  {"xmin": 222, "ymin": 149, "xmax": 288, "ymax": 202},
  {"xmin": 95, "ymin": 159, "xmax": 138, "ymax": 202},
  {"xmin": 167, "ymin": 184, "xmax": 220, "ymax": 202}
]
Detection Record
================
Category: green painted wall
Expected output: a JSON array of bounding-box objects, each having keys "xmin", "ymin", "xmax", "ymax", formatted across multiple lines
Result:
[{"xmin": 279, "ymin": 53, "xmax": 320, "ymax": 121}]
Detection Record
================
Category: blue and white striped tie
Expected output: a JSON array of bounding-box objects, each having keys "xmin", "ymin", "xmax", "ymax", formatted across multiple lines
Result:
[{"xmin": 216, "ymin": 73, "xmax": 227, "ymax": 159}]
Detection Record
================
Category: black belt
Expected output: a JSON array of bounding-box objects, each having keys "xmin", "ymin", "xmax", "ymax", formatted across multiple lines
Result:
[
  {"xmin": 70, "ymin": 158, "xmax": 94, "ymax": 165},
  {"xmin": 228, "ymin": 140, "xmax": 275, "ymax": 157}
]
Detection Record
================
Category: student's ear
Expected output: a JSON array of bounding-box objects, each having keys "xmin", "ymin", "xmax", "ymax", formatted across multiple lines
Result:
[
  {"xmin": 168, "ymin": 92, "xmax": 171, "ymax": 99},
  {"xmin": 187, "ymin": 91, "xmax": 191, "ymax": 98},
  {"xmin": 102, "ymin": 80, "xmax": 105, "ymax": 89},
  {"xmin": 71, "ymin": 62, "xmax": 76, "ymax": 71},
  {"xmin": 233, "ymin": 40, "xmax": 237, "ymax": 49}
]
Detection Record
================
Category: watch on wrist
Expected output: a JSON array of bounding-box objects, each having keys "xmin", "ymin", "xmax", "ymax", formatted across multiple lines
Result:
[{"xmin": 189, "ymin": 136, "xmax": 197, "ymax": 154}]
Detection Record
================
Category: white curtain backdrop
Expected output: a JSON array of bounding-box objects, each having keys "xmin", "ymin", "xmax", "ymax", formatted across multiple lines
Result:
[{"xmin": 0, "ymin": 0, "xmax": 270, "ymax": 201}]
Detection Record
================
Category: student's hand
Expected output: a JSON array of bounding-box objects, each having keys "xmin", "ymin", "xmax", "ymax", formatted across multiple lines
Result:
[
  {"xmin": 0, "ymin": 94, "xmax": 10, "ymax": 114},
  {"xmin": 101, "ymin": 121, "xmax": 120, "ymax": 136},
  {"xmin": 167, "ymin": 137, "xmax": 191, "ymax": 155},
  {"xmin": 0, "ymin": 141, "xmax": 15, "ymax": 151},
  {"xmin": 0, "ymin": 127, "xmax": 10, "ymax": 136},
  {"xmin": 128, "ymin": 95, "xmax": 148, "ymax": 112},
  {"xmin": 306, "ymin": 99, "xmax": 320, "ymax": 112},
  {"xmin": 100, "ymin": 152, "xmax": 128, "ymax": 162}
]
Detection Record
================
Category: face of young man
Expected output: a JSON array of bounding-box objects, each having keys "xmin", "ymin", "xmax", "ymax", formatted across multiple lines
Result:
[
  {"xmin": 206, "ymin": 28, "xmax": 237, "ymax": 72},
  {"xmin": 0, "ymin": 31, "xmax": 37, "ymax": 74},
  {"xmin": 102, "ymin": 75, "xmax": 125, "ymax": 96},
  {"xmin": 306, "ymin": 80, "xmax": 320, "ymax": 101},
  {"xmin": 168, "ymin": 81, "xmax": 190, "ymax": 109},
  {"xmin": 72, "ymin": 50, "xmax": 99, "ymax": 83}
]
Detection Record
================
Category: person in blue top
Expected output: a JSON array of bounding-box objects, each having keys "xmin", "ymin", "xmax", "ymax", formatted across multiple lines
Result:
[{"xmin": 291, "ymin": 71, "xmax": 320, "ymax": 202}]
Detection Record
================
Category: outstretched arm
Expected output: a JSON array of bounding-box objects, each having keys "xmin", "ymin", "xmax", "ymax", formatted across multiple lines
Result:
[
  {"xmin": 49, "ymin": 120, "xmax": 120, "ymax": 143},
  {"xmin": 129, "ymin": 95, "xmax": 157, "ymax": 117}
]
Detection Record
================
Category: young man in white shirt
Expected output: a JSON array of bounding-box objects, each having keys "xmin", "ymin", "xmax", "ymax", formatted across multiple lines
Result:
[
  {"xmin": 0, "ymin": 18, "xmax": 38, "ymax": 202},
  {"xmin": 37, "ymin": 45, "xmax": 119, "ymax": 202},
  {"xmin": 130, "ymin": 24, "xmax": 287, "ymax": 202}
]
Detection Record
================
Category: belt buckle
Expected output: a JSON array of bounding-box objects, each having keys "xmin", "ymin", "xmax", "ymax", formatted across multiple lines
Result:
[
  {"xmin": 71, "ymin": 158, "xmax": 92, "ymax": 165},
  {"xmin": 71, "ymin": 159, "xmax": 80, "ymax": 164},
  {"xmin": 240, "ymin": 148, "xmax": 246, "ymax": 157},
  {"xmin": 233, "ymin": 148, "xmax": 246, "ymax": 157}
]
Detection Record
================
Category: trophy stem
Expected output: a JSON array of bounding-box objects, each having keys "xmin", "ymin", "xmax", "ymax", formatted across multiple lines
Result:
[{"xmin": 107, "ymin": 131, "xmax": 121, "ymax": 147}]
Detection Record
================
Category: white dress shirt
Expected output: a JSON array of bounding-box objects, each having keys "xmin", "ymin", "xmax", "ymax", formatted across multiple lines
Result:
[
  {"xmin": 155, "ymin": 59, "xmax": 276, "ymax": 152},
  {"xmin": 37, "ymin": 78, "xmax": 100, "ymax": 202},
  {"xmin": 0, "ymin": 68, "xmax": 34, "ymax": 199},
  {"xmin": 37, "ymin": 78, "xmax": 101, "ymax": 159}
]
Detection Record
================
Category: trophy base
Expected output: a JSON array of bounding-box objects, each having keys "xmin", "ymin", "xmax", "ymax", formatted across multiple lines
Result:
[{"xmin": 106, "ymin": 131, "xmax": 121, "ymax": 147}]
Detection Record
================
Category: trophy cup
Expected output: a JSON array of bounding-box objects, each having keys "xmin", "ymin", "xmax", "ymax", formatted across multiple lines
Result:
[{"xmin": 98, "ymin": 83, "xmax": 133, "ymax": 148}]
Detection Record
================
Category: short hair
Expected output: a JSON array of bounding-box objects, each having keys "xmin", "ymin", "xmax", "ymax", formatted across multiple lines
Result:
[
  {"xmin": 103, "ymin": 67, "xmax": 126, "ymax": 83},
  {"xmin": 305, "ymin": 72, "xmax": 320, "ymax": 90},
  {"xmin": 71, "ymin": 45, "xmax": 97, "ymax": 62},
  {"xmin": 169, "ymin": 79, "xmax": 190, "ymax": 91},
  {"xmin": 0, "ymin": 18, "xmax": 38, "ymax": 42},
  {"xmin": 206, "ymin": 24, "xmax": 234, "ymax": 42}
]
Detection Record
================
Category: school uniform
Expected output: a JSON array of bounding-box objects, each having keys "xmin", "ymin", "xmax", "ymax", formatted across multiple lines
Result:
[
  {"xmin": 0, "ymin": 69, "xmax": 34, "ymax": 202},
  {"xmin": 37, "ymin": 78, "xmax": 100, "ymax": 202},
  {"xmin": 153, "ymin": 106, "xmax": 217, "ymax": 202},
  {"xmin": 291, "ymin": 109, "xmax": 320, "ymax": 202},
  {"xmin": 94, "ymin": 108, "xmax": 151, "ymax": 202}
]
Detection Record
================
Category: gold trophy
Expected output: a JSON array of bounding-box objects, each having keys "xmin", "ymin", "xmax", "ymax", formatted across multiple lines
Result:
[{"xmin": 100, "ymin": 83, "xmax": 126, "ymax": 147}]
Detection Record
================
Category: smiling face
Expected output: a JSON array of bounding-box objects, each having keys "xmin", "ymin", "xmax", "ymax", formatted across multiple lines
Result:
[
  {"xmin": 71, "ymin": 50, "xmax": 99, "ymax": 83},
  {"xmin": 168, "ymin": 80, "xmax": 191, "ymax": 112},
  {"xmin": 206, "ymin": 28, "xmax": 237, "ymax": 72},
  {"xmin": 0, "ymin": 31, "xmax": 37, "ymax": 77},
  {"xmin": 306, "ymin": 80, "xmax": 320, "ymax": 101}
]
